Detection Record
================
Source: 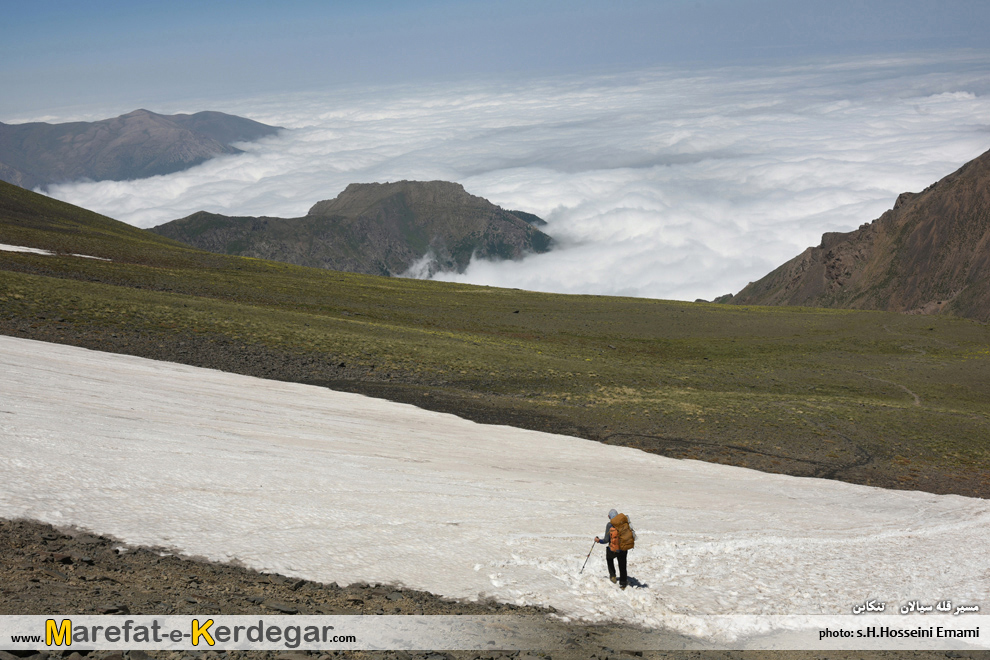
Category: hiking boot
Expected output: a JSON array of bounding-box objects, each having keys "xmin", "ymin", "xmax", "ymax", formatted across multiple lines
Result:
[
  {"xmin": 610, "ymin": 576, "xmax": 617, "ymax": 584},
  {"xmin": 620, "ymin": 583, "xmax": 628, "ymax": 590}
]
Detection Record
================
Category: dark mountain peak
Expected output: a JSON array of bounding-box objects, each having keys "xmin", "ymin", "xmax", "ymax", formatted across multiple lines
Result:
[
  {"xmin": 111, "ymin": 108, "xmax": 188, "ymax": 132},
  {"xmin": 729, "ymin": 147, "xmax": 990, "ymax": 321},
  {"xmin": 154, "ymin": 181, "xmax": 552, "ymax": 278},
  {"xmin": 308, "ymin": 180, "xmax": 477, "ymax": 218},
  {"xmin": 166, "ymin": 110, "xmax": 282, "ymax": 146},
  {"xmin": 0, "ymin": 110, "xmax": 281, "ymax": 190}
]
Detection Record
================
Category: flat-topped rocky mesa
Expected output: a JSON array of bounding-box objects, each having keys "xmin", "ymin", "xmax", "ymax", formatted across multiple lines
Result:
[
  {"xmin": 0, "ymin": 109, "xmax": 281, "ymax": 190},
  {"xmin": 151, "ymin": 180, "xmax": 553, "ymax": 277},
  {"xmin": 720, "ymin": 147, "xmax": 990, "ymax": 322}
]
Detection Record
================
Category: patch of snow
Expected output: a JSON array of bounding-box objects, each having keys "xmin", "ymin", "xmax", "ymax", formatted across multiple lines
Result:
[
  {"xmin": 0, "ymin": 335, "xmax": 987, "ymax": 643},
  {"xmin": 0, "ymin": 243, "xmax": 110, "ymax": 261}
]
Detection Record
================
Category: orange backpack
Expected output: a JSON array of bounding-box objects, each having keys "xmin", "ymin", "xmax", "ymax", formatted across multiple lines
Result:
[{"xmin": 609, "ymin": 513, "xmax": 635, "ymax": 551}]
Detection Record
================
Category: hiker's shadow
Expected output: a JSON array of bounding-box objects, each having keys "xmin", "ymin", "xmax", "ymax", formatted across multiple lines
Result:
[{"xmin": 626, "ymin": 576, "xmax": 648, "ymax": 589}]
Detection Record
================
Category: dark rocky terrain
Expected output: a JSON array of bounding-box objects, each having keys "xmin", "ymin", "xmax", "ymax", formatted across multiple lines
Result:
[
  {"xmin": 150, "ymin": 181, "xmax": 552, "ymax": 277},
  {"xmin": 0, "ymin": 110, "xmax": 280, "ymax": 190},
  {"xmin": 722, "ymin": 147, "xmax": 990, "ymax": 322},
  {"xmin": 0, "ymin": 520, "xmax": 549, "ymax": 620}
]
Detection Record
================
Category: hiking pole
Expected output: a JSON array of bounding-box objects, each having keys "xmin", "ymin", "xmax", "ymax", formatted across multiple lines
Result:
[{"xmin": 579, "ymin": 539, "xmax": 598, "ymax": 573}]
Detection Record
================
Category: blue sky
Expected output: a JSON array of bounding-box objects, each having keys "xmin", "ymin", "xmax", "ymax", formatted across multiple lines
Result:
[{"xmin": 3, "ymin": 0, "xmax": 989, "ymax": 117}]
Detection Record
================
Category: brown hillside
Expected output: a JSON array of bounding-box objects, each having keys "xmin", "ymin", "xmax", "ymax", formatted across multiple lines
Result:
[{"xmin": 728, "ymin": 147, "xmax": 990, "ymax": 322}]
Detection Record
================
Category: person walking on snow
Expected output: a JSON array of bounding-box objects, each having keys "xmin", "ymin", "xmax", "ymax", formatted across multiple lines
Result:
[{"xmin": 595, "ymin": 508, "xmax": 635, "ymax": 588}]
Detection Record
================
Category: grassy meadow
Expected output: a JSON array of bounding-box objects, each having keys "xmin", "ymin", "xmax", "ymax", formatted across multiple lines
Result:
[{"xmin": 2, "ymin": 180, "xmax": 988, "ymax": 496}]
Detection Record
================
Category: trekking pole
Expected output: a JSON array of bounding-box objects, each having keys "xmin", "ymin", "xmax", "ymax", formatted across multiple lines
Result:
[{"xmin": 579, "ymin": 539, "xmax": 598, "ymax": 573}]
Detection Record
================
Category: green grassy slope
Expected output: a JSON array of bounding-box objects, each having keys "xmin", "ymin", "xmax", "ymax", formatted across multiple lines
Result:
[{"xmin": 2, "ymin": 180, "xmax": 989, "ymax": 497}]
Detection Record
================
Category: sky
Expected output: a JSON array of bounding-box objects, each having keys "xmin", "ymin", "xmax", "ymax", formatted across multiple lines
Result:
[
  {"xmin": 4, "ymin": 0, "xmax": 990, "ymax": 115},
  {"xmin": 4, "ymin": 335, "xmax": 990, "ymax": 648},
  {"xmin": 2, "ymin": 1, "xmax": 990, "ymax": 300}
]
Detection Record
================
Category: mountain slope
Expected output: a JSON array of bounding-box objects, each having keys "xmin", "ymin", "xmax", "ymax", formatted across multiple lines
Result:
[
  {"xmin": 726, "ymin": 148, "xmax": 990, "ymax": 322},
  {"xmin": 151, "ymin": 180, "xmax": 553, "ymax": 276},
  {"xmin": 0, "ymin": 109, "xmax": 280, "ymax": 189},
  {"xmin": 0, "ymin": 178, "xmax": 210, "ymax": 264},
  {"xmin": 2, "ymin": 179, "xmax": 990, "ymax": 498}
]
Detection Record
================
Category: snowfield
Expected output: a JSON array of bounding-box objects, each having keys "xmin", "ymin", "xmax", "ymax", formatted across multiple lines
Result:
[
  {"xmin": 1, "ymin": 335, "xmax": 988, "ymax": 645},
  {"xmin": 0, "ymin": 243, "xmax": 111, "ymax": 261}
]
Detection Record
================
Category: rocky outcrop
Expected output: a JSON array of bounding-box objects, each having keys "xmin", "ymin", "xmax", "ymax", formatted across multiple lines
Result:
[
  {"xmin": 729, "ymin": 147, "xmax": 990, "ymax": 322},
  {"xmin": 0, "ymin": 109, "xmax": 280, "ymax": 189},
  {"xmin": 151, "ymin": 180, "xmax": 553, "ymax": 277}
]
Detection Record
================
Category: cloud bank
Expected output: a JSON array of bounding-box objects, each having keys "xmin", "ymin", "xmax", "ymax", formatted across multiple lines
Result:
[{"xmin": 45, "ymin": 53, "xmax": 990, "ymax": 301}]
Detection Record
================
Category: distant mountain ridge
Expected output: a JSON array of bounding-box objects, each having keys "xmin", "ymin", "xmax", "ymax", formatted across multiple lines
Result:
[
  {"xmin": 722, "ymin": 147, "xmax": 990, "ymax": 322},
  {"xmin": 151, "ymin": 180, "xmax": 553, "ymax": 277},
  {"xmin": 0, "ymin": 109, "xmax": 281, "ymax": 190}
]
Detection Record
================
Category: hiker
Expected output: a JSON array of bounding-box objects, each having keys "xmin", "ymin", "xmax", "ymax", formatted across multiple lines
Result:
[{"xmin": 594, "ymin": 508, "xmax": 635, "ymax": 588}]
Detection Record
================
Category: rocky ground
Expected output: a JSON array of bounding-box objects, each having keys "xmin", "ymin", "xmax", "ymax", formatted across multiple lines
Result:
[{"xmin": 0, "ymin": 520, "xmax": 551, "ymax": 618}]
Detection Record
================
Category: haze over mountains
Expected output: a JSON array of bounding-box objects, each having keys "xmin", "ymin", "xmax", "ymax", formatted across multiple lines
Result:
[
  {"xmin": 724, "ymin": 147, "xmax": 990, "ymax": 322},
  {"xmin": 26, "ymin": 59, "xmax": 990, "ymax": 302},
  {"xmin": 0, "ymin": 109, "xmax": 280, "ymax": 190},
  {"xmin": 151, "ymin": 180, "xmax": 553, "ymax": 277}
]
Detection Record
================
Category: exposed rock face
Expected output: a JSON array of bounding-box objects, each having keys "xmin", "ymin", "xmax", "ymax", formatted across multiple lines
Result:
[
  {"xmin": 151, "ymin": 180, "xmax": 553, "ymax": 277},
  {"xmin": 0, "ymin": 109, "xmax": 280, "ymax": 189},
  {"xmin": 729, "ymin": 147, "xmax": 990, "ymax": 322}
]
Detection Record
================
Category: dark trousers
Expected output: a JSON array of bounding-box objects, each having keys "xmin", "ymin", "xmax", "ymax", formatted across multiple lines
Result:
[{"xmin": 606, "ymin": 548, "xmax": 628, "ymax": 585}]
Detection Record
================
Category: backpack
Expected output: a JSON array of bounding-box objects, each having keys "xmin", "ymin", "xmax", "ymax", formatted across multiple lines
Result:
[{"xmin": 609, "ymin": 513, "xmax": 635, "ymax": 551}]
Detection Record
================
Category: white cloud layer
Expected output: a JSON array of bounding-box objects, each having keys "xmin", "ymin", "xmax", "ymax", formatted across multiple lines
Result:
[{"xmin": 45, "ymin": 53, "xmax": 990, "ymax": 301}]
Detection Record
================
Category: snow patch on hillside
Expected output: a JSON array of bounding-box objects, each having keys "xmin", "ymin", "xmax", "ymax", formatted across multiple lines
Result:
[{"xmin": 1, "ymin": 335, "xmax": 987, "ymax": 643}]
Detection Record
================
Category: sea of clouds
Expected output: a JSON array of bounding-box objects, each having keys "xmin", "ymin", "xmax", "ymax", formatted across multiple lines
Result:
[{"xmin": 44, "ymin": 53, "xmax": 990, "ymax": 301}]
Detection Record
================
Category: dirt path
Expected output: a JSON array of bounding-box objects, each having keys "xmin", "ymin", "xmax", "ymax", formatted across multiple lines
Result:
[{"xmin": 859, "ymin": 372, "xmax": 922, "ymax": 406}]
